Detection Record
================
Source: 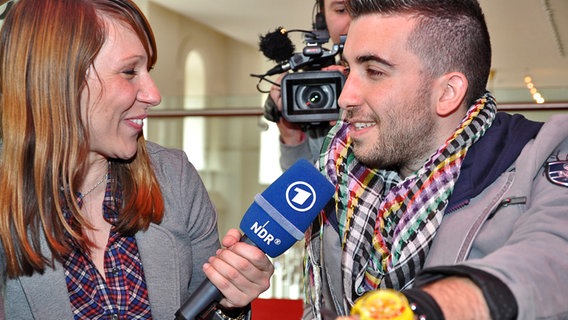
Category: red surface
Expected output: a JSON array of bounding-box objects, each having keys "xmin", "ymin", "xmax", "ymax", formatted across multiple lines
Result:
[{"xmin": 251, "ymin": 298, "xmax": 303, "ymax": 320}]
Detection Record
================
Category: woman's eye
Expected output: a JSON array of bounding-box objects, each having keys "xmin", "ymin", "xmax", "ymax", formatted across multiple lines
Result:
[{"xmin": 123, "ymin": 69, "xmax": 137, "ymax": 77}]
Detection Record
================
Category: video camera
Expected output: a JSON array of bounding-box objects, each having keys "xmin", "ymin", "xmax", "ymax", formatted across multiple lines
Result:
[
  {"xmin": 281, "ymin": 69, "xmax": 344, "ymax": 123},
  {"xmin": 252, "ymin": 23, "xmax": 345, "ymax": 125}
]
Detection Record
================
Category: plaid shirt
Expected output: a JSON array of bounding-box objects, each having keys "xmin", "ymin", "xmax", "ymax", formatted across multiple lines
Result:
[{"xmin": 63, "ymin": 180, "xmax": 152, "ymax": 319}]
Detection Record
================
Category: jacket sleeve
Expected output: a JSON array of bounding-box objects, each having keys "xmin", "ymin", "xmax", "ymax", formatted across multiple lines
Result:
[{"xmin": 456, "ymin": 123, "xmax": 568, "ymax": 319}]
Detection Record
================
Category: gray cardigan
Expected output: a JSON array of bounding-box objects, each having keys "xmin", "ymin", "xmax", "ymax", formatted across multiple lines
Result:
[{"xmin": 1, "ymin": 142, "xmax": 221, "ymax": 319}]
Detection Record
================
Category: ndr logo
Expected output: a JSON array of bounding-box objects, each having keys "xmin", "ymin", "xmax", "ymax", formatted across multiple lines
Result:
[
  {"xmin": 285, "ymin": 181, "xmax": 316, "ymax": 212},
  {"xmin": 250, "ymin": 221, "xmax": 280, "ymax": 245}
]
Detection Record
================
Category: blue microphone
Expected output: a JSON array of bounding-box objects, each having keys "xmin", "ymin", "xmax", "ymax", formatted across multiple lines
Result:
[
  {"xmin": 175, "ymin": 159, "xmax": 334, "ymax": 320},
  {"xmin": 239, "ymin": 159, "xmax": 334, "ymax": 257}
]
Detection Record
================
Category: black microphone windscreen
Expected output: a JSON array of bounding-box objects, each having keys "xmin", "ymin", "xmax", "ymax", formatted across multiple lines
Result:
[{"xmin": 258, "ymin": 27, "xmax": 295, "ymax": 63}]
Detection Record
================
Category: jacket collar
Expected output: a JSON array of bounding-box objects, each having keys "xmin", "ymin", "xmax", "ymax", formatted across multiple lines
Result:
[{"xmin": 447, "ymin": 112, "xmax": 543, "ymax": 212}]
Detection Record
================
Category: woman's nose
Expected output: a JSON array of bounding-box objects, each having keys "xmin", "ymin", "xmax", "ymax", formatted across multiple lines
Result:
[{"xmin": 139, "ymin": 75, "xmax": 162, "ymax": 107}]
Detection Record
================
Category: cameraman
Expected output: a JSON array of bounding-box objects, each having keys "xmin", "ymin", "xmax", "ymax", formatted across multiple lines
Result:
[{"xmin": 267, "ymin": 0, "xmax": 350, "ymax": 170}]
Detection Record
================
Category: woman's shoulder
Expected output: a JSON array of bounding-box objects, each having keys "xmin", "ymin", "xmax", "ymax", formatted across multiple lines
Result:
[
  {"xmin": 145, "ymin": 141, "xmax": 198, "ymax": 179},
  {"xmin": 146, "ymin": 140, "xmax": 184, "ymax": 158},
  {"xmin": 146, "ymin": 141, "xmax": 189, "ymax": 167}
]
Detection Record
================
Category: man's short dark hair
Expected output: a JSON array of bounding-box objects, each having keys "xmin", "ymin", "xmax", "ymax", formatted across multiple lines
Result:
[{"xmin": 346, "ymin": 0, "xmax": 491, "ymax": 106}]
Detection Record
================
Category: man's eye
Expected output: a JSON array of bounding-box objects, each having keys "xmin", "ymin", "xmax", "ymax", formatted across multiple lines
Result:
[{"xmin": 367, "ymin": 69, "xmax": 384, "ymax": 77}]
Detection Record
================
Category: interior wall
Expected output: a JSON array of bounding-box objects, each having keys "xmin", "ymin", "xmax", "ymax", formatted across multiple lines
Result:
[{"xmin": 139, "ymin": 1, "xmax": 271, "ymax": 236}]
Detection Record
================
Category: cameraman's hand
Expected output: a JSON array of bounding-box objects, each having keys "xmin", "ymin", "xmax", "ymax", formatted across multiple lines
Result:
[
  {"xmin": 322, "ymin": 64, "xmax": 347, "ymax": 73},
  {"xmin": 270, "ymin": 73, "xmax": 306, "ymax": 146},
  {"xmin": 268, "ymin": 73, "xmax": 285, "ymax": 112}
]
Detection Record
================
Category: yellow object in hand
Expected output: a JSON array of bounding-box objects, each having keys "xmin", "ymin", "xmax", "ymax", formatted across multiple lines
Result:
[{"xmin": 350, "ymin": 289, "xmax": 414, "ymax": 320}]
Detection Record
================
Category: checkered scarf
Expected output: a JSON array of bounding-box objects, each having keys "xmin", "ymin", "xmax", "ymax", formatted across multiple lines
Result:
[{"xmin": 304, "ymin": 92, "xmax": 497, "ymax": 317}]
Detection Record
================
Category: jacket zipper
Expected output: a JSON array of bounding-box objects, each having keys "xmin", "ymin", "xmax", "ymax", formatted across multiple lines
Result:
[
  {"xmin": 487, "ymin": 196, "xmax": 527, "ymax": 220},
  {"xmin": 446, "ymin": 199, "xmax": 471, "ymax": 214}
]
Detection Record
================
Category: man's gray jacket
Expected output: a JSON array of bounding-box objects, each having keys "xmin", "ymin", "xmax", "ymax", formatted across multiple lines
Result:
[{"xmin": 304, "ymin": 114, "xmax": 568, "ymax": 319}]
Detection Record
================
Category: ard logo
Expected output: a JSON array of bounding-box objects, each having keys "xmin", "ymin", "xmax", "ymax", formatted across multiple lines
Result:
[{"xmin": 285, "ymin": 181, "xmax": 316, "ymax": 212}]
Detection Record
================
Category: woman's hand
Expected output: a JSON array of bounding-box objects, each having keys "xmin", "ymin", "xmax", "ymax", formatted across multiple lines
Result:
[{"xmin": 203, "ymin": 228, "xmax": 274, "ymax": 308}]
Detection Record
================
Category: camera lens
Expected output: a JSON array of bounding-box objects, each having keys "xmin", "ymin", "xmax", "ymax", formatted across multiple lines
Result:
[
  {"xmin": 280, "ymin": 70, "xmax": 345, "ymax": 123},
  {"xmin": 296, "ymin": 84, "xmax": 334, "ymax": 110},
  {"xmin": 308, "ymin": 91, "xmax": 323, "ymax": 106}
]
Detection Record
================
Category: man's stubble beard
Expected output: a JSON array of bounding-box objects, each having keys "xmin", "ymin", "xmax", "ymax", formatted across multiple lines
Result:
[{"xmin": 352, "ymin": 85, "xmax": 438, "ymax": 174}]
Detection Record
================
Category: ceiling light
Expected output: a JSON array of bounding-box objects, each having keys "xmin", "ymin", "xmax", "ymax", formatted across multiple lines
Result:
[{"xmin": 523, "ymin": 75, "xmax": 546, "ymax": 104}]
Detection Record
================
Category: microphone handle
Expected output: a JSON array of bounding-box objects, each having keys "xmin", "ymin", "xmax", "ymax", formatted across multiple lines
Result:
[
  {"xmin": 174, "ymin": 235, "xmax": 256, "ymax": 320},
  {"xmin": 175, "ymin": 280, "xmax": 222, "ymax": 320}
]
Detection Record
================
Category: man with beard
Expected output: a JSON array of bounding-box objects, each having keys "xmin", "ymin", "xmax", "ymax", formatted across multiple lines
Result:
[{"xmin": 303, "ymin": 0, "xmax": 568, "ymax": 319}]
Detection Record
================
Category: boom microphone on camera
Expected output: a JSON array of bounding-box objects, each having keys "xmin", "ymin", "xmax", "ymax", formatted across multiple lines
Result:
[
  {"xmin": 258, "ymin": 27, "xmax": 296, "ymax": 76},
  {"xmin": 174, "ymin": 159, "xmax": 335, "ymax": 320},
  {"xmin": 259, "ymin": 27, "xmax": 295, "ymax": 63},
  {"xmin": 255, "ymin": 25, "xmax": 342, "ymax": 77}
]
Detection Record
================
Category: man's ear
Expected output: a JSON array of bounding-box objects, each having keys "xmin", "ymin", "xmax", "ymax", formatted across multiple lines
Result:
[{"xmin": 435, "ymin": 72, "xmax": 468, "ymax": 117}]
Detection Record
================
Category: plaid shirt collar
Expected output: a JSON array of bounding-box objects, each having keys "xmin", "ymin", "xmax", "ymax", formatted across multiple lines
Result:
[{"xmin": 63, "ymin": 177, "xmax": 152, "ymax": 319}]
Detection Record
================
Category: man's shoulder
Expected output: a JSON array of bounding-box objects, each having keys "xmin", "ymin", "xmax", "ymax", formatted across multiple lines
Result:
[
  {"xmin": 541, "ymin": 114, "xmax": 568, "ymax": 134},
  {"xmin": 514, "ymin": 114, "xmax": 568, "ymax": 189},
  {"xmin": 535, "ymin": 114, "xmax": 568, "ymax": 149}
]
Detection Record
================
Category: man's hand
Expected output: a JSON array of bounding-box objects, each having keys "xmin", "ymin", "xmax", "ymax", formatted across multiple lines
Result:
[{"xmin": 422, "ymin": 277, "xmax": 490, "ymax": 320}]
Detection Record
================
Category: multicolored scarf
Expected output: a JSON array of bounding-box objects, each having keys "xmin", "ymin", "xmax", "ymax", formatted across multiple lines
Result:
[{"xmin": 304, "ymin": 92, "xmax": 497, "ymax": 318}]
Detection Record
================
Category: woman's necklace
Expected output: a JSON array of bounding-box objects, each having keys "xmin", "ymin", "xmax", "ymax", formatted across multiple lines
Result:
[{"xmin": 80, "ymin": 164, "xmax": 109, "ymax": 199}]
